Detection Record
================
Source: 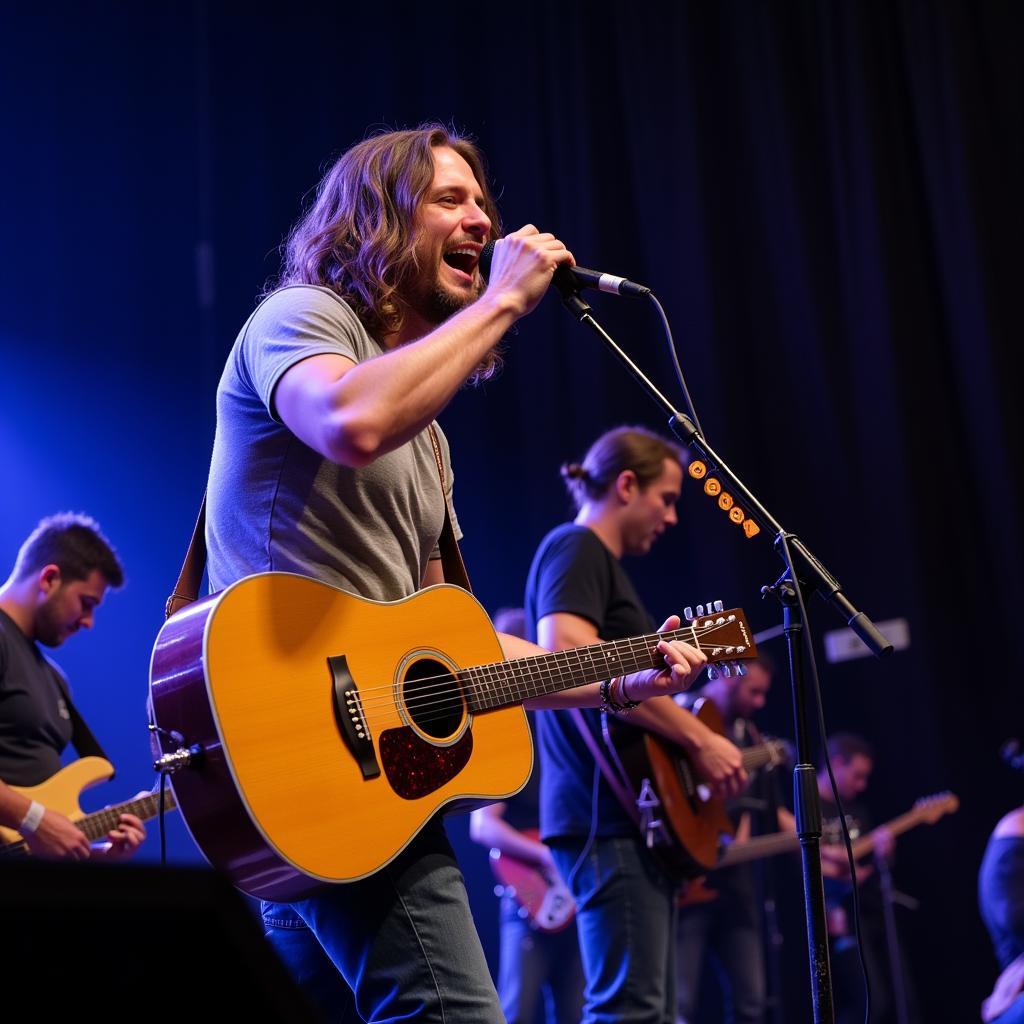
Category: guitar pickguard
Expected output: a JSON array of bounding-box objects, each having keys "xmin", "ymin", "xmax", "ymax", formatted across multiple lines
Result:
[{"xmin": 379, "ymin": 726, "xmax": 473, "ymax": 799}]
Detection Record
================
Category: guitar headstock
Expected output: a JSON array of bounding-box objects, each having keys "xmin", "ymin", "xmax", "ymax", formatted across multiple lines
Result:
[
  {"xmin": 682, "ymin": 601, "xmax": 757, "ymax": 671},
  {"xmin": 912, "ymin": 791, "xmax": 959, "ymax": 824}
]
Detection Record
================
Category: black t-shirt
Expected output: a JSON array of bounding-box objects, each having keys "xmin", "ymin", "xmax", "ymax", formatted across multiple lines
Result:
[
  {"xmin": 525, "ymin": 523, "xmax": 655, "ymax": 840},
  {"xmin": 819, "ymin": 793, "xmax": 883, "ymax": 920},
  {"xmin": 0, "ymin": 608, "xmax": 74, "ymax": 786},
  {"xmin": 979, "ymin": 833, "xmax": 1024, "ymax": 970}
]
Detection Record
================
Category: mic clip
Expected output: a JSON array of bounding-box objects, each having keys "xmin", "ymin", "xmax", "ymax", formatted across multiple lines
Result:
[{"xmin": 554, "ymin": 276, "xmax": 592, "ymax": 320}]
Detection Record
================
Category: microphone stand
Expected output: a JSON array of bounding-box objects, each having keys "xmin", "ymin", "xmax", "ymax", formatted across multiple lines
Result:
[{"xmin": 558, "ymin": 287, "xmax": 893, "ymax": 1024}]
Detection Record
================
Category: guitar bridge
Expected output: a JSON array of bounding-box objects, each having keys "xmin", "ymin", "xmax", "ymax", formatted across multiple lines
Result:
[{"xmin": 328, "ymin": 655, "xmax": 380, "ymax": 780}]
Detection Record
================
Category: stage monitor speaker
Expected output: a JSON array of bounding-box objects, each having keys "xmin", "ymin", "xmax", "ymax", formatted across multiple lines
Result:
[{"xmin": 0, "ymin": 860, "xmax": 320, "ymax": 1021}]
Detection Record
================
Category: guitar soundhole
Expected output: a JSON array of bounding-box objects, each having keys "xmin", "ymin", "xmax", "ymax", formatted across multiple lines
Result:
[{"xmin": 402, "ymin": 658, "xmax": 464, "ymax": 740}]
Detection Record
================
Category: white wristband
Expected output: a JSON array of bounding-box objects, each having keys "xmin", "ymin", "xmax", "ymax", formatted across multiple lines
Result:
[{"xmin": 20, "ymin": 800, "xmax": 45, "ymax": 834}]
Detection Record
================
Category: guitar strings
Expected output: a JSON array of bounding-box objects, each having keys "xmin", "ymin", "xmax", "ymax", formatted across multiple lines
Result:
[
  {"xmin": 347, "ymin": 623, "xmax": 749, "ymax": 728},
  {"xmin": 350, "ymin": 626, "xmax": 745, "ymax": 724},
  {"xmin": 347, "ymin": 621, "xmax": 733, "ymax": 712},
  {"xmin": 346, "ymin": 619, "xmax": 740, "ymax": 709}
]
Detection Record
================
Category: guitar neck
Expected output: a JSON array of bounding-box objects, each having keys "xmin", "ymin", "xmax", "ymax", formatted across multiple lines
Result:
[
  {"xmin": 75, "ymin": 789, "xmax": 178, "ymax": 842},
  {"xmin": 740, "ymin": 741, "xmax": 785, "ymax": 773},
  {"xmin": 849, "ymin": 806, "xmax": 928, "ymax": 859},
  {"xmin": 0, "ymin": 789, "xmax": 177, "ymax": 857},
  {"xmin": 462, "ymin": 613, "xmax": 753, "ymax": 712},
  {"xmin": 717, "ymin": 831, "xmax": 800, "ymax": 868},
  {"xmin": 717, "ymin": 796, "xmax": 958, "ymax": 869}
]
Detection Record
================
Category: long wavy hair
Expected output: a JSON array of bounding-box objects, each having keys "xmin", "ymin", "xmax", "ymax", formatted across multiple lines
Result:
[{"xmin": 277, "ymin": 124, "xmax": 502, "ymax": 348}]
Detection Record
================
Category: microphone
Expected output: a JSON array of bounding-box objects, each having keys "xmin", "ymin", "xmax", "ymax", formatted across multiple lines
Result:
[{"xmin": 478, "ymin": 240, "xmax": 650, "ymax": 297}]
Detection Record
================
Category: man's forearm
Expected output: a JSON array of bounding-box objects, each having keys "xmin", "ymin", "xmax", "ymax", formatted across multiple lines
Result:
[
  {"xmin": 325, "ymin": 292, "xmax": 520, "ymax": 464},
  {"xmin": 0, "ymin": 780, "xmax": 32, "ymax": 830},
  {"xmin": 622, "ymin": 695, "xmax": 711, "ymax": 750}
]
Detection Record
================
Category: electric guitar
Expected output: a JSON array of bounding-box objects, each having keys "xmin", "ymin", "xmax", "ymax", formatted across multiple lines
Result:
[
  {"xmin": 0, "ymin": 756, "xmax": 177, "ymax": 856},
  {"xmin": 612, "ymin": 697, "xmax": 790, "ymax": 880},
  {"xmin": 489, "ymin": 828, "xmax": 576, "ymax": 933},
  {"xmin": 148, "ymin": 572, "xmax": 755, "ymax": 900},
  {"xmin": 677, "ymin": 791, "xmax": 959, "ymax": 907}
]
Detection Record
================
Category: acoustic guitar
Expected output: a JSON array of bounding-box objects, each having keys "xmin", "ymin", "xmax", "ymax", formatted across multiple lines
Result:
[
  {"xmin": 0, "ymin": 756, "xmax": 176, "ymax": 856},
  {"xmin": 148, "ymin": 572, "xmax": 755, "ymax": 900},
  {"xmin": 612, "ymin": 697, "xmax": 789, "ymax": 880}
]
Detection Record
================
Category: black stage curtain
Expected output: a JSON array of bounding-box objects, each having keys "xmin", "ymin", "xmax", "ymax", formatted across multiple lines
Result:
[{"xmin": 1, "ymin": 3, "xmax": 1018, "ymax": 1019}]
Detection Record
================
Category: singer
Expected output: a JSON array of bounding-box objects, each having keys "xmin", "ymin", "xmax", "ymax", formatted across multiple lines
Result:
[{"xmin": 204, "ymin": 123, "xmax": 712, "ymax": 1022}]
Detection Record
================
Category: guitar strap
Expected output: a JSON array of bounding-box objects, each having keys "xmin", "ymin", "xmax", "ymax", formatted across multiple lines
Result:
[
  {"xmin": 426, "ymin": 423, "xmax": 472, "ymax": 593},
  {"xmin": 568, "ymin": 708, "xmax": 641, "ymax": 827},
  {"xmin": 165, "ymin": 493, "xmax": 207, "ymax": 619},
  {"xmin": 165, "ymin": 423, "xmax": 470, "ymax": 620},
  {"xmin": 50, "ymin": 670, "xmax": 110, "ymax": 765}
]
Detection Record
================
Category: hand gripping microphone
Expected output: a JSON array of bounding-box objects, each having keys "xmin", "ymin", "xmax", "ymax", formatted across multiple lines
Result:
[{"xmin": 478, "ymin": 239, "xmax": 650, "ymax": 297}]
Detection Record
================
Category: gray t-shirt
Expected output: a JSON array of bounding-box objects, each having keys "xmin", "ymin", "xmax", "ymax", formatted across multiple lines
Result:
[{"xmin": 207, "ymin": 285, "xmax": 460, "ymax": 602}]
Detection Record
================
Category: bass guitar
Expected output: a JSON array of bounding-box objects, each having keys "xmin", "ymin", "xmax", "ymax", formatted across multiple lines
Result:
[
  {"xmin": 0, "ymin": 756, "xmax": 177, "ymax": 856},
  {"xmin": 148, "ymin": 573, "xmax": 755, "ymax": 900}
]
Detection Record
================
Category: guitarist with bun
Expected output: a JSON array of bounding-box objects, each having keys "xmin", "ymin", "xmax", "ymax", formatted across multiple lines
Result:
[
  {"xmin": 0, "ymin": 513, "xmax": 145, "ymax": 860},
  {"xmin": 675, "ymin": 653, "xmax": 795, "ymax": 1024},
  {"xmin": 525, "ymin": 426, "xmax": 747, "ymax": 1024},
  {"xmin": 469, "ymin": 607, "xmax": 584, "ymax": 1024}
]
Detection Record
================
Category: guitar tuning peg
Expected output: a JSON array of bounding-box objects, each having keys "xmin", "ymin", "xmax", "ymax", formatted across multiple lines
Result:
[
  {"xmin": 696, "ymin": 604, "xmax": 705, "ymax": 617},
  {"xmin": 683, "ymin": 606, "xmax": 694, "ymax": 621},
  {"xmin": 706, "ymin": 665, "xmax": 719, "ymax": 681},
  {"xmin": 735, "ymin": 662, "xmax": 747, "ymax": 676},
  {"xmin": 713, "ymin": 600, "xmax": 724, "ymax": 612}
]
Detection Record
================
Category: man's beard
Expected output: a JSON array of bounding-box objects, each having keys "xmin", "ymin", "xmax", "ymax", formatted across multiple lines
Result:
[
  {"xmin": 404, "ymin": 267, "xmax": 502, "ymax": 383},
  {"xmin": 414, "ymin": 274, "xmax": 482, "ymax": 327},
  {"xmin": 33, "ymin": 605, "xmax": 66, "ymax": 647}
]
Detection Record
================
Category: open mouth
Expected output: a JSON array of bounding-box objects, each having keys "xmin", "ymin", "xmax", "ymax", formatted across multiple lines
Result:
[{"xmin": 442, "ymin": 246, "xmax": 480, "ymax": 281}]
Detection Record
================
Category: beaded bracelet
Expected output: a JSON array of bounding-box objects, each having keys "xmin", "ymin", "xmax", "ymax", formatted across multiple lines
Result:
[{"xmin": 599, "ymin": 676, "xmax": 641, "ymax": 714}]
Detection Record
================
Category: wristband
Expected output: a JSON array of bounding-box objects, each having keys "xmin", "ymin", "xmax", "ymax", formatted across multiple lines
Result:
[{"xmin": 20, "ymin": 800, "xmax": 45, "ymax": 834}]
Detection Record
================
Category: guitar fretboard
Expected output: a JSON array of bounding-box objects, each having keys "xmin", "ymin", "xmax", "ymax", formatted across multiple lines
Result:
[
  {"xmin": 718, "ymin": 831, "xmax": 800, "ymax": 867},
  {"xmin": 740, "ymin": 741, "xmax": 787, "ymax": 773},
  {"xmin": 459, "ymin": 623, "xmax": 748, "ymax": 713},
  {"xmin": 0, "ymin": 789, "xmax": 177, "ymax": 857},
  {"xmin": 76, "ymin": 791, "xmax": 176, "ymax": 841}
]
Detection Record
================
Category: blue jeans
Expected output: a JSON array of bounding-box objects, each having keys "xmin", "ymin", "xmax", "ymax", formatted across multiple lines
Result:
[
  {"xmin": 551, "ymin": 835, "xmax": 678, "ymax": 1024},
  {"xmin": 497, "ymin": 894, "xmax": 585, "ymax": 1024},
  {"xmin": 675, "ymin": 899, "xmax": 766, "ymax": 1023},
  {"xmin": 263, "ymin": 820, "xmax": 503, "ymax": 1023}
]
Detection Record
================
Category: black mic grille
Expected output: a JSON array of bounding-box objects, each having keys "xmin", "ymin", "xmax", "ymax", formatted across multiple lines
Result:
[{"xmin": 479, "ymin": 240, "xmax": 496, "ymax": 281}]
